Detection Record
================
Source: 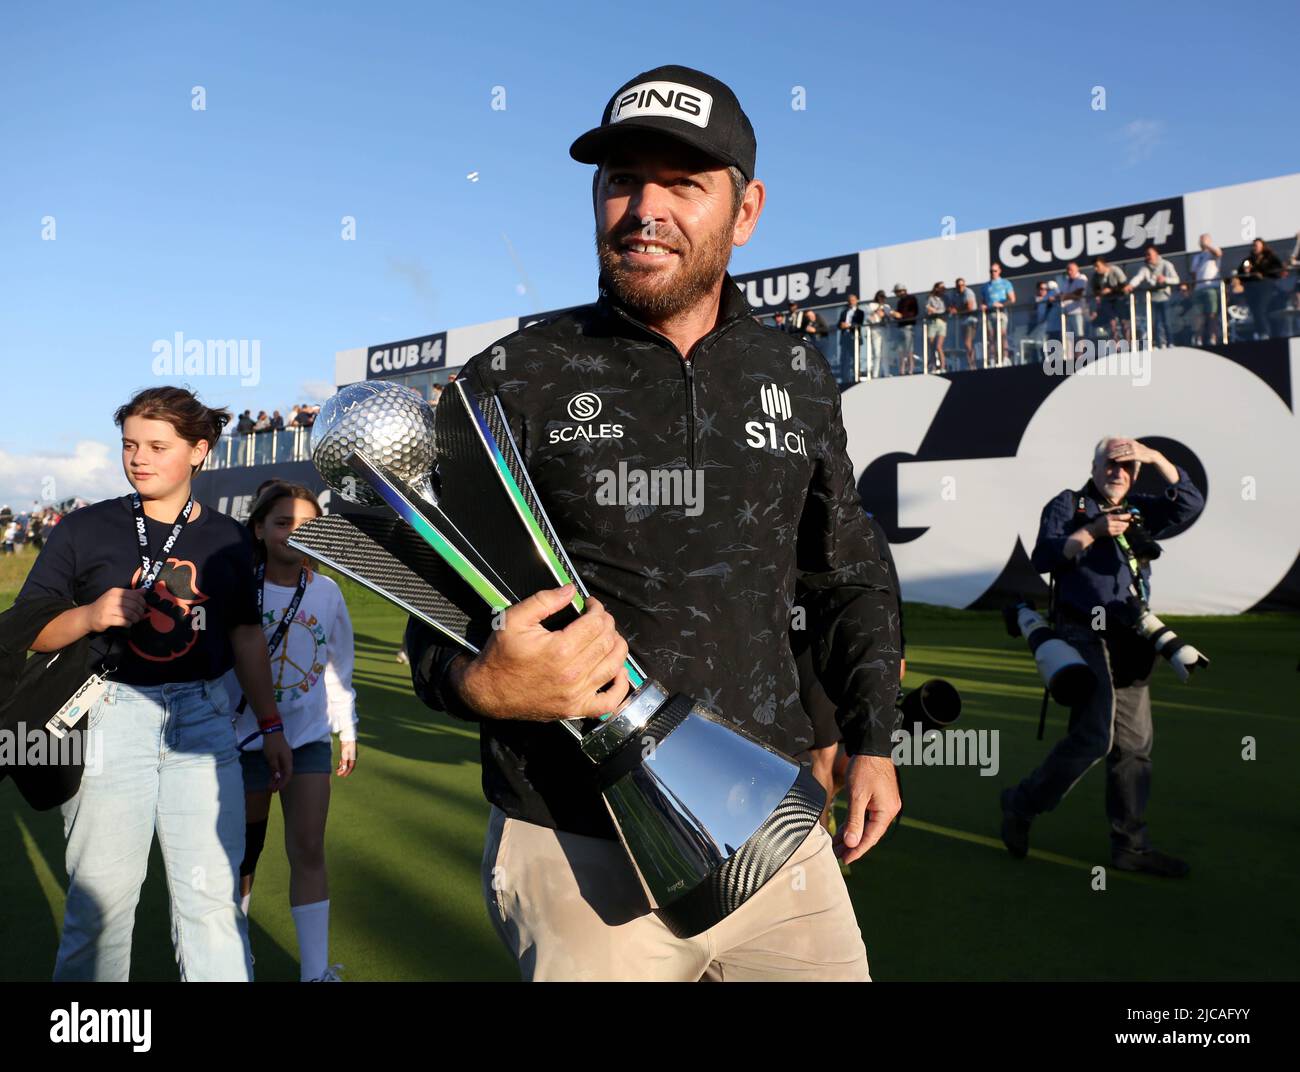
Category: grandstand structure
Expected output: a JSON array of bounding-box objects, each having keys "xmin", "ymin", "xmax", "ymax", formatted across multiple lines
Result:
[{"xmin": 325, "ymin": 170, "xmax": 1300, "ymax": 396}]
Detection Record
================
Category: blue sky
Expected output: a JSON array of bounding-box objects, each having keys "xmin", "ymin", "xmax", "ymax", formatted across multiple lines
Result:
[{"xmin": 2, "ymin": 0, "xmax": 1297, "ymax": 506}]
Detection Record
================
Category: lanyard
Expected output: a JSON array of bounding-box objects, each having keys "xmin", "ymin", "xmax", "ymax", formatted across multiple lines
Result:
[
  {"xmin": 1077, "ymin": 488, "xmax": 1150, "ymax": 607},
  {"xmin": 130, "ymin": 492, "xmax": 194, "ymax": 591},
  {"xmin": 1113, "ymin": 528, "xmax": 1150, "ymax": 606},
  {"xmin": 234, "ymin": 564, "xmax": 308, "ymax": 723},
  {"xmin": 255, "ymin": 562, "xmax": 309, "ymax": 658}
]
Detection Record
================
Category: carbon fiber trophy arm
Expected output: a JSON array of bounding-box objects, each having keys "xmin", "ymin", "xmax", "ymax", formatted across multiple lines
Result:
[{"xmin": 286, "ymin": 512, "xmax": 484, "ymax": 651}]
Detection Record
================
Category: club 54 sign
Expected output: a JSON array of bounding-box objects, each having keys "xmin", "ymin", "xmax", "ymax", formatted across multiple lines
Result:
[
  {"xmin": 990, "ymin": 197, "xmax": 1185, "ymax": 278},
  {"xmin": 733, "ymin": 253, "xmax": 859, "ymax": 315},
  {"xmin": 367, "ymin": 332, "xmax": 447, "ymax": 379},
  {"xmin": 842, "ymin": 342, "xmax": 1300, "ymax": 614}
]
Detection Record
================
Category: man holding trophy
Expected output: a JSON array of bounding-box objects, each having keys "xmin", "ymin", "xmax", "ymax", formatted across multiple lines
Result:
[{"xmin": 395, "ymin": 65, "xmax": 902, "ymax": 981}]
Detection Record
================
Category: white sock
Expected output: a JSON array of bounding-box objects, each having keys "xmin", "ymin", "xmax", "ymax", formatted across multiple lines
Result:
[
  {"xmin": 240, "ymin": 891, "xmax": 251, "ymax": 916},
  {"xmin": 292, "ymin": 900, "xmax": 330, "ymax": 981}
]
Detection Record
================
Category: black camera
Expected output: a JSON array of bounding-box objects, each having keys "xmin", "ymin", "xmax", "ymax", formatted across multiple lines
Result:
[{"xmin": 1121, "ymin": 505, "xmax": 1163, "ymax": 563}]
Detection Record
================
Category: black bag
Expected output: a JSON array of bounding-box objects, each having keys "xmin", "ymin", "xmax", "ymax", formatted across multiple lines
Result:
[{"xmin": 0, "ymin": 597, "xmax": 120, "ymax": 810}]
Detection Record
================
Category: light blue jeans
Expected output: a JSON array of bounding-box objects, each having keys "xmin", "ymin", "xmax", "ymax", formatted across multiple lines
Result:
[{"xmin": 54, "ymin": 678, "xmax": 252, "ymax": 982}]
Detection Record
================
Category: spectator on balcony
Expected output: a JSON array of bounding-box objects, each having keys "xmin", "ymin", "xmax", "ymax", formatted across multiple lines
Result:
[
  {"xmin": 1236, "ymin": 238, "xmax": 1284, "ymax": 340},
  {"xmin": 1226, "ymin": 276, "xmax": 1251, "ymax": 341},
  {"xmin": 981, "ymin": 262, "xmax": 1016, "ymax": 365},
  {"xmin": 1026, "ymin": 279, "xmax": 1059, "ymax": 361},
  {"xmin": 800, "ymin": 308, "xmax": 827, "ymax": 344},
  {"xmin": 269, "ymin": 410, "xmax": 283, "ymax": 432},
  {"xmin": 1091, "ymin": 257, "xmax": 1128, "ymax": 343},
  {"xmin": 1288, "ymin": 234, "xmax": 1300, "ymax": 327},
  {"xmin": 237, "ymin": 410, "xmax": 255, "ymax": 435},
  {"xmin": 1058, "ymin": 262, "xmax": 1090, "ymax": 342},
  {"xmin": 1284, "ymin": 283, "xmax": 1300, "ymax": 326},
  {"xmin": 785, "ymin": 301, "xmax": 806, "ymax": 335},
  {"xmin": 293, "ymin": 405, "xmax": 316, "ymax": 428},
  {"xmin": 891, "ymin": 284, "xmax": 919, "ymax": 375},
  {"xmin": 771, "ymin": 311, "xmax": 787, "ymax": 332},
  {"xmin": 837, "ymin": 293, "xmax": 865, "ymax": 382},
  {"xmin": 949, "ymin": 278, "xmax": 979, "ymax": 370},
  {"xmin": 924, "ymin": 282, "xmax": 948, "ymax": 372},
  {"xmin": 1168, "ymin": 283, "xmax": 1195, "ymax": 346},
  {"xmin": 1189, "ymin": 234, "xmax": 1223, "ymax": 346},
  {"xmin": 1125, "ymin": 246, "xmax": 1180, "ymax": 348},
  {"xmin": 800, "ymin": 310, "xmax": 834, "ymax": 371},
  {"xmin": 863, "ymin": 290, "xmax": 890, "ymax": 379}
]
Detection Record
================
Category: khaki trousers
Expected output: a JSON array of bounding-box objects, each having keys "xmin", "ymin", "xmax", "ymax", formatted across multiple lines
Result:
[{"xmin": 481, "ymin": 805, "xmax": 871, "ymax": 982}]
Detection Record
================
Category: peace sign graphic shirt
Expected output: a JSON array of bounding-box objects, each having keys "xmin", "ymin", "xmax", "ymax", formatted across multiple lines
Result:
[{"xmin": 225, "ymin": 571, "xmax": 358, "ymax": 751}]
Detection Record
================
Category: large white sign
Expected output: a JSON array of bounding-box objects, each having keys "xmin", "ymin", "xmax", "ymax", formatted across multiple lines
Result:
[{"xmin": 841, "ymin": 343, "xmax": 1300, "ymax": 614}]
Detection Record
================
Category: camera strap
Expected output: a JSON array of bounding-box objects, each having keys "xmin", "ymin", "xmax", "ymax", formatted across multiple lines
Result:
[
  {"xmin": 1036, "ymin": 573, "xmax": 1055, "ymax": 741},
  {"xmin": 1113, "ymin": 529, "xmax": 1150, "ymax": 606},
  {"xmin": 1078, "ymin": 484, "xmax": 1149, "ymax": 606}
]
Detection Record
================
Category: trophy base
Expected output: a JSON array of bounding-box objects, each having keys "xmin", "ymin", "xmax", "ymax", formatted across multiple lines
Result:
[
  {"xmin": 653, "ymin": 767, "xmax": 825, "ymax": 939},
  {"xmin": 587, "ymin": 682, "xmax": 827, "ymax": 939}
]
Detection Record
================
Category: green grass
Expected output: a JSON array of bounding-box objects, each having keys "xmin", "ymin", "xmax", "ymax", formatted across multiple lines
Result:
[
  {"xmin": 2, "ymin": 553, "xmax": 1297, "ymax": 980},
  {"xmin": 0, "ymin": 549, "xmax": 37, "ymax": 609}
]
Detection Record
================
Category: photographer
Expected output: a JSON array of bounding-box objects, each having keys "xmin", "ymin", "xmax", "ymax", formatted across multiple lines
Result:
[{"xmin": 1000, "ymin": 437, "xmax": 1204, "ymax": 877}]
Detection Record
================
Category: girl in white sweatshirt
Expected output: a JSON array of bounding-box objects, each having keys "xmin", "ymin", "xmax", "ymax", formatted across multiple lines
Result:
[{"xmin": 227, "ymin": 481, "xmax": 358, "ymax": 981}]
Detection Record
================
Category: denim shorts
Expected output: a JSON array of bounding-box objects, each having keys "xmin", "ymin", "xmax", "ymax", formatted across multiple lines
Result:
[{"xmin": 239, "ymin": 738, "xmax": 333, "ymax": 791}]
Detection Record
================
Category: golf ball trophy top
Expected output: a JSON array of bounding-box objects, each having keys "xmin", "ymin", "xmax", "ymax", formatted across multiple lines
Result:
[
  {"xmin": 306, "ymin": 379, "xmax": 824, "ymax": 937},
  {"xmin": 312, "ymin": 381, "xmax": 437, "ymax": 506}
]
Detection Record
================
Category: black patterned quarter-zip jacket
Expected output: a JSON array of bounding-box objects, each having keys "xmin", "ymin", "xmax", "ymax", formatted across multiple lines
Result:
[{"xmin": 407, "ymin": 272, "xmax": 901, "ymax": 838}]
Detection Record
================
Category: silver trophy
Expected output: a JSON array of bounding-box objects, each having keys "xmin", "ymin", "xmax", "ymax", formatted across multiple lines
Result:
[
  {"xmin": 313, "ymin": 382, "xmax": 437, "ymax": 505},
  {"xmin": 306, "ymin": 380, "xmax": 824, "ymax": 938}
]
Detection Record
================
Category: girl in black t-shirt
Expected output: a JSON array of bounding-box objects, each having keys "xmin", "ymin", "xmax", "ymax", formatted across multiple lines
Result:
[{"xmin": 21, "ymin": 385, "xmax": 294, "ymax": 982}]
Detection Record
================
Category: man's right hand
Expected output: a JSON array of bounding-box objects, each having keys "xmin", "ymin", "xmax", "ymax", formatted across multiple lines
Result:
[
  {"xmin": 87, "ymin": 588, "xmax": 148, "ymax": 632},
  {"xmin": 1091, "ymin": 512, "xmax": 1132, "ymax": 539},
  {"xmin": 451, "ymin": 584, "xmax": 631, "ymax": 721}
]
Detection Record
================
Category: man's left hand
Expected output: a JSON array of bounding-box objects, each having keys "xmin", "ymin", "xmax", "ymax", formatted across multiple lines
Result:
[
  {"xmin": 1109, "ymin": 438, "xmax": 1179, "ymax": 484},
  {"xmin": 834, "ymin": 755, "xmax": 901, "ymax": 864},
  {"xmin": 1108, "ymin": 437, "xmax": 1159, "ymax": 465}
]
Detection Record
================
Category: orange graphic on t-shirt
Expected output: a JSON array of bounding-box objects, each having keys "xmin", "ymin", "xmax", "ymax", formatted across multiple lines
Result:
[{"xmin": 127, "ymin": 557, "xmax": 210, "ymax": 663}]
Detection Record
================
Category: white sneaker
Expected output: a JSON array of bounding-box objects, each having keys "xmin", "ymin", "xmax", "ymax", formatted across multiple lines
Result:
[{"xmin": 396, "ymin": 650, "xmax": 409, "ymax": 665}]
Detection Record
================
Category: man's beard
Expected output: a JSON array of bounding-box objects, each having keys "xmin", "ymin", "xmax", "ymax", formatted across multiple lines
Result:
[{"xmin": 596, "ymin": 216, "xmax": 736, "ymax": 321}]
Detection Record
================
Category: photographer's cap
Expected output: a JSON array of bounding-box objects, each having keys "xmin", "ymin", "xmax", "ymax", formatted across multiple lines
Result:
[{"xmin": 569, "ymin": 65, "xmax": 756, "ymax": 181}]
